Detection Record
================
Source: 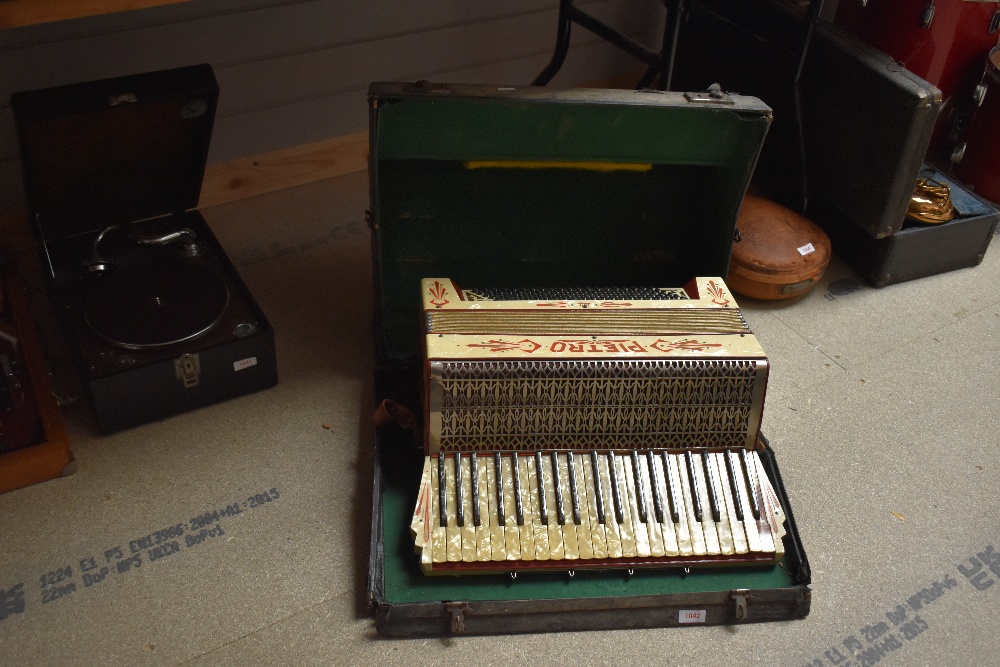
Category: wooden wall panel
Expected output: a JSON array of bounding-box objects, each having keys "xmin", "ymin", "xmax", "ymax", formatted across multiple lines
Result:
[
  {"xmin": 0, "ymin": 0, "xmax": 190, "ymax": 29},
  {"xmin": 0, "ymin": 0, "xmax": 664, "ymax": 212}
]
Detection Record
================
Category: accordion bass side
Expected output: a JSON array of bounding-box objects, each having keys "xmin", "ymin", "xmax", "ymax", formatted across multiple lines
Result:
[{"xmin": 412, "ymin": 277, "xmax": 786, "ymax": 575}]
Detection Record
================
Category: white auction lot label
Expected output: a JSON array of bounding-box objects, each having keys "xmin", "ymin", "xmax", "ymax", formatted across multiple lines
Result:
[
  {"xmin": 234, "ymin": 357, "xmax": 258, "ymax": 372},
  {"xmin": 679, "ymin": 609, "xmax": 706, "ymax": 624}
]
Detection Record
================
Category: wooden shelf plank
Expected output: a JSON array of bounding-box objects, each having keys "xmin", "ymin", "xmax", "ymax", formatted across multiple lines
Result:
[
  {"xmin": 199, "ymin": 130, "xmax": 368, "ymax": 209},
  {"xmin": 1, "ymin": 129, "xmax": 369, "ymax": 231},
  {"xmin": 0, "ymin": 0, "xmax": 189, "ymax": 29}
]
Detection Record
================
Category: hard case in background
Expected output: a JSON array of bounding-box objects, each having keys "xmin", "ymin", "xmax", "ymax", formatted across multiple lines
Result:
[
  {"xmin": 671, "ymin": 0, "xmax": 814, "ymax": 210},
  {"xmin": 366, "ymin": 81, "xmax": 811, "ymax": 636},
  {"xmin": 12, "ymin": 65, "xmax": 277, "ymax": 433},
  {"xmin": 672, "ymin": 6, "xmax": 999, "ymax": 287},
  {"xmin": 728, "ymin": 192, "xmax": 832, "ymax": 300},
  {"xmin": 799, "ymin": 23, "xmax": 999, "ymax": 287}
]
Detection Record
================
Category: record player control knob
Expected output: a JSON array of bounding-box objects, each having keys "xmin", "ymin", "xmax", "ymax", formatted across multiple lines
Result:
[
  {"xmin": 83, "ymin": 259, "xmax": 114, "ymax": 274},
  {"xmin": 233, "ymin": 322, "xmax": 258, "ymax": 338}
]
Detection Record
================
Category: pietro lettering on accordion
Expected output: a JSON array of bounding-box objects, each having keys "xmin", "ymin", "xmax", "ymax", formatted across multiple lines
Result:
[{"xmin": 409, "ymin": 276, "xmax": 787, "ymax": 575}]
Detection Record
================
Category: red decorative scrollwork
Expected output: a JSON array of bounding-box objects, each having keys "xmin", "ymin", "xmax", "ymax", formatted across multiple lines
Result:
[
  {"xmin": 465, "ymin": 339, "xmax": 543, "ymax": 353},
  {"xmin": 651, "ymin": 338, "xmax": 724, "ymax": 353},
  {"xmin": 428, "ymin": 280, "xmax": 450, "ymax": 307},
  {"xmin": 706, "ymin": 280, "xmax": 730, "ymax": 306},
  {"xmin": 535, "ymin": 301, "xmax": 634, "ymax": 308}
]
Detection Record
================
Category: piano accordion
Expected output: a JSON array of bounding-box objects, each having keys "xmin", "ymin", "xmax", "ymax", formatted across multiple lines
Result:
[{"xmin": 411, "ymin": 277, "xmax": 786, "ymax": 575}]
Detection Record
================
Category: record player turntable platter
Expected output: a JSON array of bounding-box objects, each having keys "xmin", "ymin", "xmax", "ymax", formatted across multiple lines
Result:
[{"xmin": 84, "ymin": 260, "xmax": 230, "ymax": 350}]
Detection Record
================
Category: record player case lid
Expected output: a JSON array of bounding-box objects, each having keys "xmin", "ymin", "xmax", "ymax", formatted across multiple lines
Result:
[{"xmin": 12, "ymin": 64, "xmax": 218, "ymax": 242}]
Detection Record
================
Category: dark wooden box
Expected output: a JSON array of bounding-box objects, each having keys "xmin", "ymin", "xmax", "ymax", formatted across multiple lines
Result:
[
  {"xmin": 0, "ymin": 263, "xmax": 75, "ymax": 493},
  {"xmin": 12, "ymin": 65, "xmax": 277, "ymax": 433}
]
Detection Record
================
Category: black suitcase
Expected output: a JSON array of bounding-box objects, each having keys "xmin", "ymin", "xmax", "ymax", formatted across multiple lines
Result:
[
  {"xmin": 800, "ymin": 23, "xmax": 999, "ymax": 287},
  {"xmin": 672, "ymin": 6, "xmax": 999, "ymax": 287}
]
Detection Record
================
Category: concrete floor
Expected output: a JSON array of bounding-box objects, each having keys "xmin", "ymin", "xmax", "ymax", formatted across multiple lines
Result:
[{"xmin": 1, "ymin": 169, "xmax": 998, "ymax": 665}]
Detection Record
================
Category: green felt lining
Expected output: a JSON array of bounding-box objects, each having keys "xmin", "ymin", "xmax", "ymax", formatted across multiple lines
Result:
[{"xmin": 369, "ymin": 91, "xmax": 770, "ymax": 362}]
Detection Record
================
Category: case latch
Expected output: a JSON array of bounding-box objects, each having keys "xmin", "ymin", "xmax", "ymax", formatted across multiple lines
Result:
[
  {"xmin": 175, "ymin": 353, "xmax": 201, "ymax": 388},
  {"xmin": 685, "ymin": 83, "xmax": 735, "ymax": 105},
  {"xmin": 731, "ymin": 589, "xmax": 750, "ymax": 621},
  {"xmin": 445, "ymin": 601, "xmax": 472, "ymax": 634}
]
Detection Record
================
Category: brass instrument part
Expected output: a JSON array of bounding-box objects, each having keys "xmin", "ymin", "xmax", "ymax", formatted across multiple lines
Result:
[{"xmin": 907, "ymin": 177, "xmax": 956, "ymax": 224}]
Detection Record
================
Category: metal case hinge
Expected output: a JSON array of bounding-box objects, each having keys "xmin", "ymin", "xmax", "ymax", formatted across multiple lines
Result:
[
  {"xmin": 445, "ymin": 601, "xmax": 472, "ymax": 634},
  {"xmin": 175, "ymin": 353, "xmax": 201, "ymax": 388},
  {"xmin": 685, "ymin": 83, "xmax": 734, "ymax": 105},
  {"xmin": 731, "ymin": 589, "xmax": 750, "ymax": 621}
]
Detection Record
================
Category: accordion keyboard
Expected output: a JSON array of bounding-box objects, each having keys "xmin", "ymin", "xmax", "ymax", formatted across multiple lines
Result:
[{"xmin": 411, "ymin": 447, "xmax": 786, "ymax": 574}]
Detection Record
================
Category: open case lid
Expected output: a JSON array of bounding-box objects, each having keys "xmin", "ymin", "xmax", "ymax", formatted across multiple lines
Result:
[
  {"xmin": 12, "ymin": 64, "xmax": 218, "ymax": 242},
  {"xmin": 368, "ymin": 82, "xmax": 772, "ymax": 361}
]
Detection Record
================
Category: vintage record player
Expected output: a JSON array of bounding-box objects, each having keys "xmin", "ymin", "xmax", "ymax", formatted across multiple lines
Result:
[
  {"xmin": 11, "ymin": 65, "xmax": 277, "ymax": 433},
  {"xmin": 366, "ymin": 82, "xmax": 811, "ymax": 636}
]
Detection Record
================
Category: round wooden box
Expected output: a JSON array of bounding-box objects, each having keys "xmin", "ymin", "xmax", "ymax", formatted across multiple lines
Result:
[{"xmin": 727, "ymin": 193, "xmax": 832, "ymax": 300}]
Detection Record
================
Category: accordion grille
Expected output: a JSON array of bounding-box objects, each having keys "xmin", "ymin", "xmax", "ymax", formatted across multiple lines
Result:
[
  {"xmin": 430, "ymin": 359, "xmax": 765, "ymax": 451},
  {"xmin": 461, "ymin": 286, "xmax": 688, "ymax": 301}
]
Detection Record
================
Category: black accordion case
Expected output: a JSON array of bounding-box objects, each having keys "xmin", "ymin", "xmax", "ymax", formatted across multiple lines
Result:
[
  {"xmin": 366, "ymin": 82, "xmax": 811, "ymax": 636},
  {"xmin": 12, "ymin": 65, "xmax": 278, "ymax": 433}
]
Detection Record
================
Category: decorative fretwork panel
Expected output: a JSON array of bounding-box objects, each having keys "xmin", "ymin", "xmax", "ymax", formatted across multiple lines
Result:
[{"xmin": 432, "ymin": 359, "xmax": 766, "ymax": 451}]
